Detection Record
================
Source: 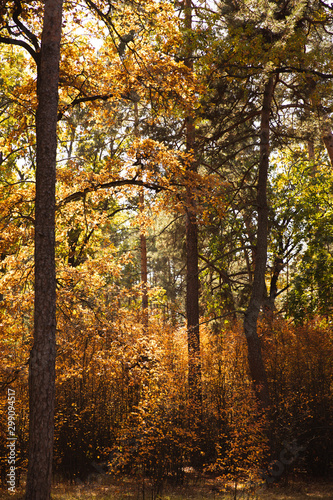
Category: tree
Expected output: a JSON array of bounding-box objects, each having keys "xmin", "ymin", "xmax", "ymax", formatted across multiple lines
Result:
[
  {"xmin": 0, "ymin": 0, "xmax": 63, "ymax": 496},
  {"xmin": 25, "ymin": 1, "xmax": 63, "ymax": 498},
  {"xmin": 189, "ymin": 0, "xmax": 333, "ymax": 409},
  {"xmin": 183, "ymin": 0, "xmax": 202, "ymax": 415},
  {"xmin": 269, "ymin": 149, "xmax": 333, "ymax": 322},
  {"xmin": 243, "ymin": 76, "xmax": 275, "ymax": 410}
]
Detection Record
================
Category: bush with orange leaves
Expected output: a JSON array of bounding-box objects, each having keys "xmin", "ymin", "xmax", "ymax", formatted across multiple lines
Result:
[{"xmin": 261, "ymin": 317, "xmax": 333, "ymax": 478}]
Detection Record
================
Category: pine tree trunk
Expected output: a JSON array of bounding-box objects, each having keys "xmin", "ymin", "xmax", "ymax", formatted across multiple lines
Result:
[
  {"xmin": 184, "ymin": 0, "xmax": 202, "ymax": 413},
  {"xmin": 186, "ymin": 162, "xmax": 201, "ymax": 409},
  {"xmin": 139, "ymin": 190, "xmax": 149, "ymax": 327},
  {"xmin": 243, "ymin": 76, "xmax": 275, "ymax": 411},
  {"xmin": 134, "ymin": 102, "xmax": 148, "ymax": 327},
  {"xmin": 25, "ymin": 1, "xmax": 63, "ymax": 499}
]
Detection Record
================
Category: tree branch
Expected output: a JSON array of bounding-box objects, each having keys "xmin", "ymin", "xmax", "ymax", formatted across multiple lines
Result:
[
  {"xmin": 12, "ymin": 0, "xmax": 40, "ymax": 52},
  {"xmin": 277, "ymin": 66, "xmax": 333, "ymax": 79},
  {"xmin": 57, "ymin": 91, "xmax": 140, "ymax": 120},
  {"xmin": 0, "ymin": 36, "xmax": 38, "ymax": 64},
  {"xmin": 57, "ymin": 178, "xmax": 167, "ymax": 207}
]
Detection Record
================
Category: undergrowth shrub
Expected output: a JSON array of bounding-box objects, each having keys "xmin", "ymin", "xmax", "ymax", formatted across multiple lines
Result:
[
  {"xmin": 262, "ymin": 317, "xmax": 333, "ymax": 478},
  {"xmin": 1, "ymin": 307, "xmax": 332, "ymax": 487}
]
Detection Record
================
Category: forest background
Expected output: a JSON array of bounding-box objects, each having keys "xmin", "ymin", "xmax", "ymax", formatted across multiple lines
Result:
[{"xmin": 0, "ymin": 0, "xmax": 333, "ymax": 498}]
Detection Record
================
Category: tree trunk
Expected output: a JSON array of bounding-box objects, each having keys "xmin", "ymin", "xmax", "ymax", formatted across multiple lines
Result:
[
  {"xmin": 322, "ymin": 125, "xmax": 333, "ymax": 166},
  {"xmin": 25, "ymin": 1, "xmax": 63, "ymax": 499},
  {"xmin": 306, "ymin": 76, "xmax": 333, "ymax": 166},
  {"xmin": 134, "ymin": 102, "xmax": 148, "ymax": 327},
  {"xmin": 139, "ymin": 190, "xmax": 149, "ymax": 327},
  {"xmin": 184, "ymin": 0, "xmax": 202, "ymax": 413},
  {"xmin": 243, "ymin": 76, "xmax": 275, "ymax": 411},
  {"xmin": 266, "ymin": 255, "xmax": 283, "ymax": 311},
  {"xmin": 186, "ymin": 169, "xmax": 201, "ymax": 409},
  {"xmin": 307, "ymin": 139, "xmax": 315, "ymax": 161}
]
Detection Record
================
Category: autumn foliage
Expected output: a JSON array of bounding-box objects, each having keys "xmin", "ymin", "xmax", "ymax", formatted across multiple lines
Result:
[
  {"xmin": 1, "ymin": 0, "xmax": 333, "ymax": 496},
  {"xmin": 1, "ymin": 308, "xmax": 333, "ymax": 487}
]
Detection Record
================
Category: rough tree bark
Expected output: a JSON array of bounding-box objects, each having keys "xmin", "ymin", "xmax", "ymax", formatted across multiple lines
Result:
[
  {"xmin": 243, "ymin": 76, "xmax": 275, "ymax": 412},
  {"xmin": 25, "ymin": 1, "xmax": 63, "ymax": 499},
  {"xmin": 184, "ymin": 0, "xmax": 202, "ymax": 413}
]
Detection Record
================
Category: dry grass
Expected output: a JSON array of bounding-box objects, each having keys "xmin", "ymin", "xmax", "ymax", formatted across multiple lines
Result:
[{"xmin": 1, "ymin": 477, "xmax": 333, "ymax": 500}]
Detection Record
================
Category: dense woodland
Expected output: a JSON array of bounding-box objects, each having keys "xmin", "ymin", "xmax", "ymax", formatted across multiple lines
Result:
[{"xmin": 0, "ymin": 0, "xmax": 333, "ymax": 498}]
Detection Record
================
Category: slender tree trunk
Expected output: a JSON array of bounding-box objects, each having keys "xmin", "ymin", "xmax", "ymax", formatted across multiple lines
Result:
[
  {"xmin": 184, "ymin": 0, "xmax": 202, "ymax": 413},
  {"xmin": 243, "ymin": 76, "xmax": 275, "ymax": 411},
  {"xmin": 139, "ymin": 190, "xmax": 149, "ymax": 327},
  {"xmin": 307, "ymin": 139, "xmax": 315, "ymax": 161},
  {"xmin": 134, "ymin": 101, "xmax": 148, "ymax": 327},
  {"xmin": 306, "ymin": 76, "xmax": 333, "ymax": 166},
  {"xmin": 25, "ymin": 1, "xmax": 63, "ymax": 499},
  {"xmin": 266, "ymin": 255, "xmax": 283, "ymax": 311},
  {"xmin": 186, "ymin": 171, "xmax": 201, "ymax": 409},
  {"xmin": 322, "ymin": 125, "xmax": 333, "ymax": 165}
]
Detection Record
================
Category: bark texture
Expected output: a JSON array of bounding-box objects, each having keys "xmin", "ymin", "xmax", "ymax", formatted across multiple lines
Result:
[
  {"xmin": 184, "ymin": 0, "xmax": 202, "ymax": 412},
  {"xmin": 186, "ymin": 162, "xmax": 202, "ymax": 409},
  {"xmin": 25, "ymin": 1, "xmax": 63, "ymax": 499},
  {"xmin": 243, "ymin": 76, "xmax": 275, "ymax": 411}
]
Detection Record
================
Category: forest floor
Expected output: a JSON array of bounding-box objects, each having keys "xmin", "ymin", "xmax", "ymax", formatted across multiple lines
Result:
[{"xmin": 2, "ymin": 476, "xmax": 333, "ymax": 500}]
